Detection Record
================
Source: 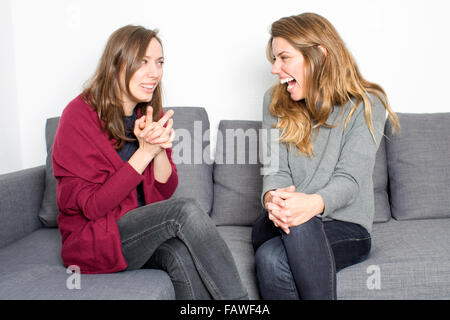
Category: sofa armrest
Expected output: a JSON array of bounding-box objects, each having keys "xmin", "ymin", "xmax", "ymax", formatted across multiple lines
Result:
[{"xmin": 0, "ymin": 165, "xmax": 45, "ymax": 249}]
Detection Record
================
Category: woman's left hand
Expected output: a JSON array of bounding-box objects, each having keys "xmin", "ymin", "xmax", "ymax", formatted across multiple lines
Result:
[{"xmin": 270, "ymin": 189, "xmax": 325, "ymax": 229}]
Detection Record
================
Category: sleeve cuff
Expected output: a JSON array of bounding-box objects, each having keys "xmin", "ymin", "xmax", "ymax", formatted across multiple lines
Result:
[
  {"xmin": 315, "ymin": 177, "xmax": 356, "ymax": 218},
  {"xmin": 316, "ymin": 189, "xmax": 334, "ymax": 218}
]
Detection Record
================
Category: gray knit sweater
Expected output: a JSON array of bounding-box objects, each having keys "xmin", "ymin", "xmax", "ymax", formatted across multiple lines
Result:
[{"xmin": 261, "ymin": 90, "xmax": 386, "ymax": 233}]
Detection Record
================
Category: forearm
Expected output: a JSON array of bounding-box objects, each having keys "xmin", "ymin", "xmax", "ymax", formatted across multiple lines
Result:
[
  {"xmin": 152, "ymin": 149, "xmax": 172, "ymax": 183},
  {"xmin": 261, "ymin": 93, "xmax": 294, "ymax": 207},
  {"xmin": 74, "ymin": 162, "xmax": 143, "ymax": 220},
  {"xmin": 128, "ymin": 147, "xmax": 159, "ymax": 175}
]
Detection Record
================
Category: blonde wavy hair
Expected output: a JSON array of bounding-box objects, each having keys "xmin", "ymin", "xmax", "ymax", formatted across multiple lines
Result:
[{"xmin": 267, "ymin": 13, "xmax": 400, "ymax": 156}]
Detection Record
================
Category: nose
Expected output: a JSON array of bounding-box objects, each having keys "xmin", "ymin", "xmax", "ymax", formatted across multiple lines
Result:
[
  {"xmin": 271, "ymin": 60, "xmax": 281, "ymax": 75},
  {"xmin": 145, "ymin": 61, "xmax": 161, "ymax": 78}
]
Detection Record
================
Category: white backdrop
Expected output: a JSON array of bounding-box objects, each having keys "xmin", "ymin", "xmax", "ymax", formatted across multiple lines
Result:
[{"xmin": 1, "ymin": 0, "xmax": 450, "ymax": 174}]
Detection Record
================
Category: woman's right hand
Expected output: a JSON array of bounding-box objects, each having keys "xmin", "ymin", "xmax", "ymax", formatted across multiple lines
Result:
[
  {"xmin": 265, "ymin": 185, "xmax": 296, "ymax": 234},
  {"xmin": 134, "ymin": 106, "xmax": 173, "ymax": 157}
]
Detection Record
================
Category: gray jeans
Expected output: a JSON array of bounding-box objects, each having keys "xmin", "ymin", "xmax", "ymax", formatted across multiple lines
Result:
[{"xmin": 117, "ymin": 197, "xmax": 248, "ymax": 300}]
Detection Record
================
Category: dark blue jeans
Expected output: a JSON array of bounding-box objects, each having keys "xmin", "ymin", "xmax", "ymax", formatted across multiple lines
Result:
[
  {"xmin": 252, "ymin": 210, "xmax": 371, "ymax": 300},
  {"xmin": 117, "ymin": 197, "xmax": 248, "ymax": 300}
]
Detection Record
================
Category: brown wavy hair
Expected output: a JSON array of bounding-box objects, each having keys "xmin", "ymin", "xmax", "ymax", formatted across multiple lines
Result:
[
  {"xmin": 267, "ymin": 13, "xmax": 400, "ymax": 156},
  {"xmin": 82, "ymin": 25, "xmax": 163, "ymax": 150}
]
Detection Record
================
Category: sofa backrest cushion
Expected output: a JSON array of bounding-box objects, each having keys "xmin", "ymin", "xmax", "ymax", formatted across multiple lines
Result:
[
  {"xmin": 385, "ymin": 112, "xmax": 450, "ymax": 221},
  {"xmin": 39, "ymin": 106, "xmax": 214, "ymax": 228},
  {"xmin": 38, "ymin": 117, "xmax": 60, "ymax": 227},
  {"xmin": 211, "ymin": 120, "xmax": 264, "ymax": 226},
  {"xmin": 168, "ymin": 107, "xmax": 214, "ymax": 215},
  {"xmin": 373, "ymin": 135, "xmax": 391, "ymax": 223},
  {"xmin": 211, "ymin": 119, "xmax": 391, "ymax": 226}
]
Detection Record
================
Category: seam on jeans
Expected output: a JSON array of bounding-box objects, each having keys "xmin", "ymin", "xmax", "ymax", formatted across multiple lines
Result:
[
  {"xmin": 158, "ymin": 242, "xmax": 195, "ymax": 300},
  {"xmin": 329, "ymin": 236, "xmax": 371, "ymax": 246},
  {"xmin": 277, "ymin": 241, "xmax": 300, "ymax": 300},
  {"xmin": 121, "ymin": 220, "xmax": 176, "ymax": 248},
  {"xmin": 177, "ymin": 224, "xmax": 222, "ymax": 299},
  {"xmin": 321, "ymin": 221, "xmax": 336, "ymax": 300}
]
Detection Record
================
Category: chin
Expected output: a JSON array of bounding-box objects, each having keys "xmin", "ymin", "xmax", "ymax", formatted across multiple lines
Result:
[
  {"xmin": 289, "ymin": 89, "xmax": 305, "ymax": 102},
  {"xmin": 139, "ymin": 94, "xmax": 153, "ymax": 102}
]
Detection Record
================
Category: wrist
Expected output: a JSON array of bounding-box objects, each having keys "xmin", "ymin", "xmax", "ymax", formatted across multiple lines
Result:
[
  {"xmin": 129, "ymin": 148, "xmax": 152, "ymax": 175},
  {"xmin": 311, "ymin": 194, "xmax": 325, "ymax": 215},
  {"xmin": 139, "ymin": 144, "xmax": 162, "ymax": 159},
  {"xmin": 263, "ymin": 191, "xmax": 273, "ymax": 209},
  {"xmin": 154, "ymin": 147, "xmax": 165, "ymax": 158}
]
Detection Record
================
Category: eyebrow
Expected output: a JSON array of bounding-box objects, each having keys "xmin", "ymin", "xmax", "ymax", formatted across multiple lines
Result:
[
  {"xmin": 144, "ymin": 55, "xmax": 164, "ymax": 60},
  {"xmin": 274, "ymin": 51, "xmax": 290, "ymax": 57}
]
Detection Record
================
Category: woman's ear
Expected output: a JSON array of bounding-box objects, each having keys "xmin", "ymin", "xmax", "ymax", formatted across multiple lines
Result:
[{"xmin": 318, "ymin": 45, "xmax": 327, "ymax": 57}]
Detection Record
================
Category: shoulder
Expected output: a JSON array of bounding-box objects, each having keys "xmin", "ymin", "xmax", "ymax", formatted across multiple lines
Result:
[
  {"xmin": 263, "ymin": 88, "xmax": 273, "ymax": 107},
  {"xmin": 57, "ymin": 94, "xmax": 102, "ymax": 138},
  {"xmin": 60, "ymin": 95, "xmax": 99, "ymax": 126},
  {"xmin": 344, "ymin": 92, "xmax": 386, "ymax": 124},
  {"xmin": 363, "ymin": 92, "xmax": 387, "ymax": 126},
  {"xmin": 62, "ymin": 95, "xmax": 96, "ymax": 118},
  {"xmin": 339, "ymin": 92, "xmax": 387, "ymax": 145},
  {"xmin": 262, "ymin": 87, "xmax": 276, "ymax": 120}
]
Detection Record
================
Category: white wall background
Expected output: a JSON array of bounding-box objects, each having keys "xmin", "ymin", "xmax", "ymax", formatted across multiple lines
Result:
[
  {"xmin": 1, "ymin": 0, "xmax": 450, "ymax": 174},
  {"xmin": 0, "ymin": 0, "xmax": 21, "ymax": 173}
]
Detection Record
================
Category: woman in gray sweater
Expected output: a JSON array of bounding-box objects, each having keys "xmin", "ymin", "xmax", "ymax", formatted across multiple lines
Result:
[{"xmin": 252, "ymin": 13, "xmax": 400, "ymax": 300}]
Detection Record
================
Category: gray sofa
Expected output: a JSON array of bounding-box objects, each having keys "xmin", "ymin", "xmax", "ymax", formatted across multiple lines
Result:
[{"xmin": 1, "ymin": 107, "xmax": 450, "ymax": 300}]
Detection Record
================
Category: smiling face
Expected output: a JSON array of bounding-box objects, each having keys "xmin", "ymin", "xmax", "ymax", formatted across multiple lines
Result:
[
  {"xmin": 271, "ymin": 37, "xmax": 306, "ymax": 101},
  {"xmin": 121, "ymin": 37, "xmax": 164, "ymax": 115}
]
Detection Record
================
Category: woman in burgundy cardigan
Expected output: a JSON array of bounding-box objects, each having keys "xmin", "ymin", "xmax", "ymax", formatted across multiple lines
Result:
[{"xmin": 52, "ymin": 25, "xmax": 248, "ymax": 300}]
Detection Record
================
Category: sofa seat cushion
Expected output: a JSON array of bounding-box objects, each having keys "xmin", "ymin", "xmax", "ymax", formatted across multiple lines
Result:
[
  {"xmin": 219, "ymin": 220, "xmax": 450, "ymax": 300},
  {"xmin": 338, "ymin": 218, "xmax": 450, "ymax": 299},
  {"xmin": 217, "ymin": 226, "xmax": 260, "ymax": 300},
  {"xmin": 0, "ymin": 229, "xmax": 175, "ymax": 299}
]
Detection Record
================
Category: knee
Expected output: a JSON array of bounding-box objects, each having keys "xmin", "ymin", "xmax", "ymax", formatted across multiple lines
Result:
[
  {"xmin": 173, "ymin": 198, "xmax": 207, "ymax": 219},
  {"xmin": 173, "ymin": 197, "xmax": 213, "ymax": 230},
  {"xmin": 175, "ymin": 197, "xmax": 203, "ymax": 213},
  {"xmin": 254, "ymin": 237, "xmax": 288, "ymax": 281},
  {"xmin": 283, "ymin": 217, "xmax": 323, "ymax": 241}
]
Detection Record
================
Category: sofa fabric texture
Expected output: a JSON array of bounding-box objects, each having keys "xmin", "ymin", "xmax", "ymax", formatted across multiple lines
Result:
[
  {"xmin": 212, "ymin": 120, "xmax": 264, "ymax": 226},
  {"xmin": 385, "ymin": 112, "xmax": 450, "ymax": 221},
  {"xmin": 38, "ymin": 117, "xmax": 60, "ymax": 227},
  {"xmin": 1, "ymin": 107, "xmax": 449, "ymax": 299}
]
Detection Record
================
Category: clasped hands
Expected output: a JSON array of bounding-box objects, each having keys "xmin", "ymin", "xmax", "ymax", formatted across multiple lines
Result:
[
  {"xmin": 133, "ymin": 106, "xmax": 175, "ymax": 156},
  {"xmin": 265, "ymin": 186, "xmax": 325, "ymax": 234}
]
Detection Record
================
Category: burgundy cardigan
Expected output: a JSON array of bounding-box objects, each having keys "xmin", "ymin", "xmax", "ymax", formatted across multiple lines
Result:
[{"xmin": 52, "ymin": 95, "xmax": 178, "ymax": 274}]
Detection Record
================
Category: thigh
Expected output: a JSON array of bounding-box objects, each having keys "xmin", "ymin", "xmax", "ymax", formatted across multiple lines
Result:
[
  {"xmin": 252, "ymin": 209, "xmax": 280, "ymax": 251},
  {"xmin": 323, "ymin": 220, "xmax": 371, "ymax": 272},
  {"xmin": 117, "ymin": 197, "xmax": 199, "ymax": 270}
]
